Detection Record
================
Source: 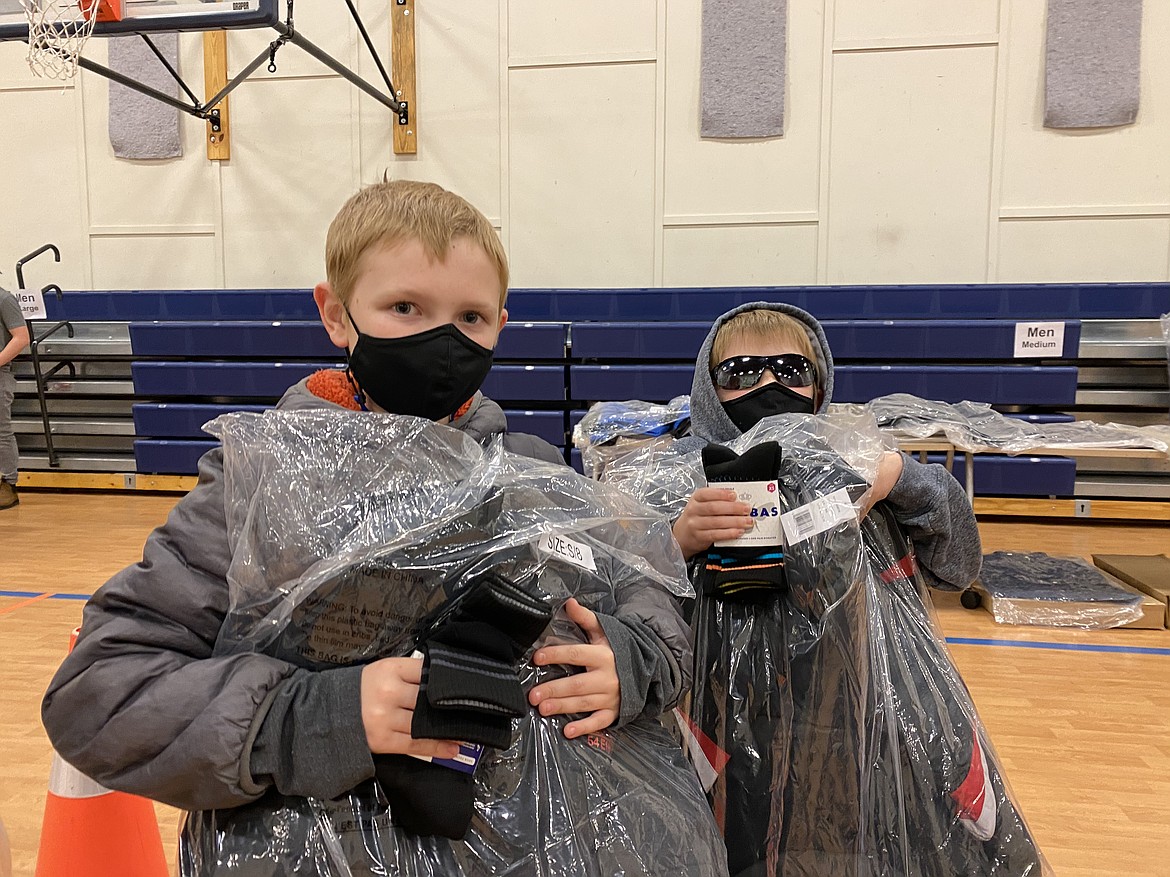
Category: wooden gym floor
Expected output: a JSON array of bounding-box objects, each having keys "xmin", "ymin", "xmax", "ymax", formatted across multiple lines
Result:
[{"xmin": 2, "ymin": 492, "xmax": 1168, "ymax": 877}]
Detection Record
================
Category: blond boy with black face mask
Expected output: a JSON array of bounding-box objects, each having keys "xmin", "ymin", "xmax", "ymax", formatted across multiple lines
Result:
[{"xmin": 41, "ymin": 181, "xmax": 695, "ymax": 840}]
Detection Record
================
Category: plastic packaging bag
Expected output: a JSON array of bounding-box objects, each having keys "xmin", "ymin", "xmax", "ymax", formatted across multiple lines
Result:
[
  {"xmin": 849, "ymin": 393, "xmax": 1170, "ymax": 455},
  {"xmin": 572, "ymin": 396, "xmax": 691, "ymax": 481},
  {"xmin": 582, "ymin": 409, "xmax": 887, "ymax": 525},
  {"xmin": 976, "ymin": 551, "xmax": 1145, "ymax": 629},
  {"xmin": 589, "ymin": 405, "xmax": 1049, "ymax": 876},
  {"xmin": 858, "ymin": 511, "xmax": 1049, "ymax": 876},
  {"xmin": 1162, "ymin": 313, "xmax": 1170, "ymax": 409},
  {"xmin": 182, "ymin": 410, "xmax": 728, "ymax": 877}
]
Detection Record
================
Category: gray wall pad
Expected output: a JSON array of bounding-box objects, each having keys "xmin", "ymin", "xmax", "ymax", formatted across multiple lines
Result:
[
  {"xmin": 1045, "ymin": 0, "xmax": 1142, "ymax": 129},
  {"xmin": 700, "ymin": 0, "xmax": 786, "ymax": 139},
  {"xmin": 109, "ymin": 33, "xmax": 182, "ymax": 159}
]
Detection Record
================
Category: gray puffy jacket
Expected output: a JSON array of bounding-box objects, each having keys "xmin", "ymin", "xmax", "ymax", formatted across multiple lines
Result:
[{"xmin": 41, "ymin": 380, "xmax": 692, "ymax": 810}]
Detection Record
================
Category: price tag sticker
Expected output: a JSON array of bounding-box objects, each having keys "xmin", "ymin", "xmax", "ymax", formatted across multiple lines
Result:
[{"xmin": 780, "ymin": 488, "xmax": 856, "ymax": 546}]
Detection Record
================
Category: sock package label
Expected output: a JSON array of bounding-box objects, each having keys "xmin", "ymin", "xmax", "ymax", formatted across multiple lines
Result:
[{"xmin": 714, "ymin": 480, "xmax": 781, "ymax": 548}]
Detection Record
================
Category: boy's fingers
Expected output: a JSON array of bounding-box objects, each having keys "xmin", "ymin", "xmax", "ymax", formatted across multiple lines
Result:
[
  {"xmin": 381, "ymin": 709, "xmax": 417, "ymax": 735},
  {"xmin": 692, "ymin": 500, "xmax": 752, "ymax": 518},
  {"xmin": 692, "ymin": 487, "xmax": 739, "ymax": 503},
  {"xmin": 696, "ymin": 515, "xmax": 754, "ymax": 533},
  {"xmin": 532, "ymin": 642, "xmax": 609, "ymax": 669},
  {"xmin": 394, "ymin": 658, "xmax": 424, "ymax": 684},
  {"xmin": 529, "ymin": 669, "xmax": 611, "ymax": 704},
  {"xmin": 403, "ymin": 736, "xmax": 462, "ymax": 759},
  {"xmin": 564, "ymin": 710, "xmax": 618, "ymax": 739},
  {"xmin": 535, "ymin": 694, "xmax": 611, "ymax": 717},
  {"xmin": 563, "ymin": 598, "xmax": 606, "ymax": 644}
]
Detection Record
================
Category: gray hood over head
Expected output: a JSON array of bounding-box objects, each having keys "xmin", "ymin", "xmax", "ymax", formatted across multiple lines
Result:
[{"xmin": 689, "ymin": 301, "xmax": 835, "ymax": 443}]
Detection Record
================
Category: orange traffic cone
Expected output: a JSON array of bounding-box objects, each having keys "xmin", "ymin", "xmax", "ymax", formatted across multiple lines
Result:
[{"xmin": 35, "ymin": 629, "xmax": 169, "ymax": 877}]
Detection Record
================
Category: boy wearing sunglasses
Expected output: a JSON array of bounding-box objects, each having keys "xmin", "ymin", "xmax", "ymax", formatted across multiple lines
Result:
[{"xmin": 673, "ymin": 302, "xmax": 980, "ymax": 592}]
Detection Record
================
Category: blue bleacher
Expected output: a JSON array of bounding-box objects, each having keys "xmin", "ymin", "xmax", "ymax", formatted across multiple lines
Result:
[
  {"xmin": 132, "ymin": 403, "xmax": 271, "ymax": 437},
  {"xmin": 503, "ymin": 410, "xmax": 566, "ymax": 446},
  {"xmin": 129, "ymin": 322, "xmax": 338, "ymax": 358},
  {"xmin": 134, "ymin": 439, "xmax": 219, "ymax": 475},
  {"xmin": 507, "ymin": 283, "xmax": 1170, "ymax": 322},
  {"xmin": 128, "ymin": 320, "xmax": 567, "ymax": 360},
  {"xmin": 928, "ymin": 453, "xmax": 1076, "ymax": 498},
  {"xmin": 133, "ymin": 362, "xmax": 566, "ymax": 402},
  {"xmin": 571, "ymin": 365, "xmax": 1078, "ymax": 405},
  {"xmin": 46, "ymin": 290, "xmax": 319, "ymax": 322},
  {"xmin": 29, "ymin": 284, "xmax": 1151, "ymax": 494},
  {"xmin": 41, "ymin": 283, "xmax": 1170, "ymax": 325},
  {"xmin": 134, "ymin": 402, "xmax": 567, "ymax": 445},
  {"xmin": 132, "ymin": 362, "xmax": 340, "ymax": 398},
  {"xmin": 572, "ymin": 320, "xmax": 1082, "ymax": 361}
]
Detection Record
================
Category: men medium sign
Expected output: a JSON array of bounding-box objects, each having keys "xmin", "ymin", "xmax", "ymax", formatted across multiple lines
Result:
[{"xmin": 1013, "ymin": 322, "xmax": 1066, "ymax": 358}]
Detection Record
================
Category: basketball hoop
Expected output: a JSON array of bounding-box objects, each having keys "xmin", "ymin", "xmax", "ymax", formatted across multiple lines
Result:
[{"xmin": 20, "ymin": 0, "xmax": 104, "ymax": 80}]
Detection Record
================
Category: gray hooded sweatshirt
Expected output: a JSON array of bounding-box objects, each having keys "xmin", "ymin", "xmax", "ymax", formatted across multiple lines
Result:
[
  {"xmin": 689, "ymin": 301, "xmax": 981, "ymax": 591},
  {"xmin": 41, "ymin": 378, "xmax": 691, "ymax": 811}
]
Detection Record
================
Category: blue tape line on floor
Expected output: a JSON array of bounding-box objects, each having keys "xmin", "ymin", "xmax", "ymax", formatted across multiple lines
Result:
[
  {"xmin": 945, "ymin": 636, "xmax": 1170, "ymax": 657},
  {"xmin": 0, "ymin": 591, "xmax": 91, "ymax": 601},
  {"xmin": 2, "ymin": 593, "xmax": 1165, "ymax": 655}
]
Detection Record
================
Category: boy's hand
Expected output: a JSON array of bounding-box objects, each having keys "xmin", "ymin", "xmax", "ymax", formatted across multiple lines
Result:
[
  {"xmin": 864, "ymin": 451, "xmax": 904, "ymax": 513},
  {"xmin": 528, "ymin": 598, "xmax": 620, "ymax": 739},
  {"xmin": 360, "ymin": 657, "xmax": 462, "ymax": 759},
  {"xmin": 672, "ymin": 488, "xmax": 753, "ymax": 560}
]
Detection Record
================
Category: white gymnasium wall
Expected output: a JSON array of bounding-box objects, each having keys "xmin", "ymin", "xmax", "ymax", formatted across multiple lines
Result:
[{"xmin": 1, "ymin": 0, "xmax": 1168, "ymax": 291}]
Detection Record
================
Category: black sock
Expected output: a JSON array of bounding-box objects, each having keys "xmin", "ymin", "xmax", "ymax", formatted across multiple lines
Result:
[
  {"xmin": 411, "ymin": 622, "xmax": 522, "ymax": 750},
  {"xmin": 423, "ymin": 622, "xmax": 528, "ymax": 716},
  {"xmin": 700, "ymin": 441, "xmax": 787, "ymax": 599},
  {"xmin": 410, "ymin": 573, "xmax": 552, "ymax": 749},
  {"xmin": 448, "ymin": 571, "xmax": 554, "ymax": 656},
  {"xmin": 373, "ymin": 754, "xmax": 476, "ymax": 840}
]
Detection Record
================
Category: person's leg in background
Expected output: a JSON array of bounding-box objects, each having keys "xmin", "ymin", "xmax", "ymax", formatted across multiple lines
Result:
[{"xmin": 0, "ymin": 367, "xmax": 17, "ymax": 510}]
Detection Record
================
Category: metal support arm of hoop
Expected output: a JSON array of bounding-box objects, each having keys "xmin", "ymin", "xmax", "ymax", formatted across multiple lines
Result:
[{"xmin": 65, "ymin": 1, "xmax": 407, "ymax": 127}]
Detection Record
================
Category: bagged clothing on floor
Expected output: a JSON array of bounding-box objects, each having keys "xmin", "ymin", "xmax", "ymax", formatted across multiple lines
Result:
[
  {"xmin": 182, "ymin": 409, "xmax": 728, "ymax": 877},
  {"xmin": 582, "ymin": 404, "xmax": 1050, "ymax": 877}
]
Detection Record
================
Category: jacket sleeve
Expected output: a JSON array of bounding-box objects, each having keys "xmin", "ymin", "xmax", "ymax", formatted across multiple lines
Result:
[
  {"xmin": 40, "ymin": 448, "xmax": 375, "ymax": 811},
  {"xmin": 883, "ymin": 452, "xmax": 982, "ymax": 591},
  {"xmin": 502, "ymin": 431, "xmax": 567, "ymax": 466},
  {"xmin": 595, "ymin": 583, "xmax": 692, "ymax": 727}
]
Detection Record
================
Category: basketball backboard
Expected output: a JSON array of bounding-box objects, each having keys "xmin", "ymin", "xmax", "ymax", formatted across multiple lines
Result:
[
  {"xmin": 0, "ymin": 0, "xmax": 412, "ymax": 155},
  {"xmin": 0, "ymin": 0, "xmax": 279, "ymax": 40}
]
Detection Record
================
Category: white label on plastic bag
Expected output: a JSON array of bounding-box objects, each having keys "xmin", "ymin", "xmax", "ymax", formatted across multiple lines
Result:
[
  {"xmin": 714, "ymin": 480, "xmax": 781, "ymax": 548},
  {"xmin": 17, "ymin": 288, "xmax": 46, "ymax": 320},
  {"xmin": 1013, "ymin": 321, "xmax": 1064, "ymax": 358},
  {"xmin": 538, "ymin": 533, "xmax": 597, "ymax": 572},
  {"xmin": 672, "ymin": 708, "xmax": 729, "ymax": 793},
  {"xmin": 780, "ymin": 488, "xmax": 855, "ymax": 546}
]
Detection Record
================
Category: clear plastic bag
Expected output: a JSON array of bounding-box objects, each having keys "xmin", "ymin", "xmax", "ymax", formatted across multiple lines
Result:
[
  {"xmin": 976, "ymin": 551, "xmax": 1146, "ymax": 629},
  {"xmin": 857, "ymin": 512, "xmax": 1049, "ymax": 876},
  {"xmin": 850, "ymin": 393, "xmax": 1170, "ymax": 455},
  {"xmin": 183, "ymin": 410, "xmax": 728, "ymax": 877},
  {"xmin": 592, "ymin": 408, "xmax": 1049, "ymax": 875},
  {"xmin": 1162, "ymin": 313, "xmax": 1170, "ymax": 408},
  {"xmin": 587, "ymin": 409, "xmax": 887, "ymax": 525},
  {"xmin": 572, "ymin": 396, "xmax": 691, "ymax": 481}
]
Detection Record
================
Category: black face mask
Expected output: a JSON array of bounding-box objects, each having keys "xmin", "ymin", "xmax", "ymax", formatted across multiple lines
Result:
[
  {"xmin": 721, "ymin": 381, "xmax": 815, "ymax": 432},
  {"xmin": 345, "ymin": 312, "xmax": 494, "ymax": 420}
]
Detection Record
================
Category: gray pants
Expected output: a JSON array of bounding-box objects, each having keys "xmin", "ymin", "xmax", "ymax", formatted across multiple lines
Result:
[{"xmin": 0, "ymin": 368, "xmax": 16, "ymax": 484}]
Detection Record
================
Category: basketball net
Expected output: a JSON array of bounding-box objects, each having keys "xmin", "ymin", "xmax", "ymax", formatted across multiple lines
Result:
[{"xmin": 21, "ymin": 0, "xmax": 98, "ymax": 80}]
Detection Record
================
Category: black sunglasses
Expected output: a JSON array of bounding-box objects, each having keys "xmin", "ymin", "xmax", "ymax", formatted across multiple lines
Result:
[{"xmin": 711, "ymin": 354, "xmax": 817, "ymax": 391}]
